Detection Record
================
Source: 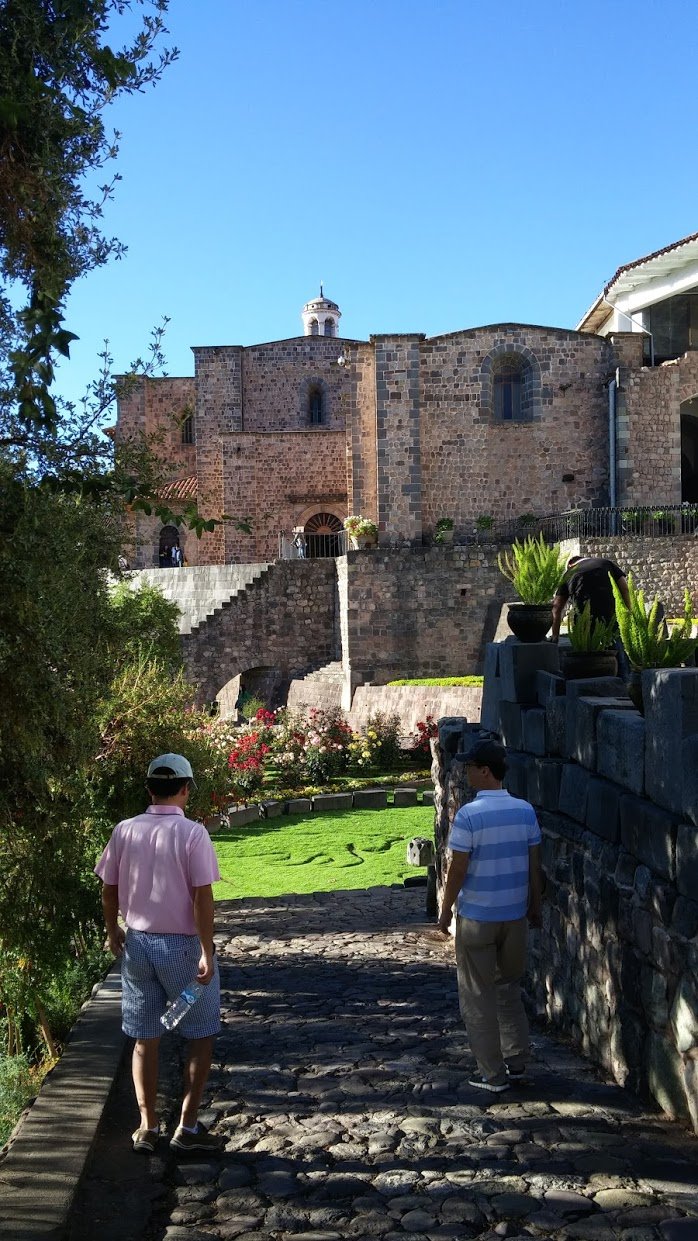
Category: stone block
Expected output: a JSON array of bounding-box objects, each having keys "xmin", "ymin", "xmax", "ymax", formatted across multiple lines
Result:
[
  {"xmin": 536, "ymin": 669, "xmax": 565, "ymax": 705},
  {"xmin": 438, "ymin": 717, "xmax": 471, "ymax": 763},
  {"xmin": 527, "ymin": 758, "xmax": 562, "ymax": 811},
  {"xmin": 353, "ymin": 788, "xmax": 388, "ymax": 809},
  {"xmin": 676, "ymin": 822, "xmax": 698, "ymax": 899},
  {"xmin": 504, "ymin": 752, "xmax": 529, "ymax": 799},
  {"xmin": 227, "ymin": 805, "xmax": 259, "ymax": 827},
  {"xmin": 312, "ymin": 793, "xmax": 353, "ymax": 811},
  {"xmin": 261, "ymin": 800, "xmax": 284, "ymax": 818},
  {"xmin": 393, "ymin": 787, "xmax": 417, "ymax": 806},
  {"xmin": 682, "ymin": 733, "xmax": 698, "ymax": 827},
  {"xmin": 567, "ymin": 696, "xmax": 635, "ymax": 771},
  {"xmin": 480, "ymin": 643, "xmax": 502, "ymax": 732},
  {"xmin": 585, "ymin": 776, "xmax": 622, "ymax": 843},
  {"xmin": 597, "ymin": 710, "xmax": 646, "ymax": 795},
  {"xmin": 499, "ymin": 700, "xmax": 524, "ymax": 749},
  {"xmin": 619, "ymin": 795, "xmax": 677, "ymax": 881},
  {"xmin": 286, "ymin": 797, "xmax": 312, "ymax": 814},
  {"xmin": 640, "ymin": 965, "xmax": 669, "ymax": 1029},
  {"xmin": 644, "ymin": 669, "xmax": 698, "ymax": 814},
  {"xmin": 645, "ymin": 1030, "xmax": 689, "ymax": 1120},
  {"xmin": 498, "ymin": 639, "xmax": 560, "ymax": 704},
  {"xmin": 522, "ymin": 707, "xmax": 546, "ymax": 756},
  {"xmin": 558, "ymin": 764, "xmax": 591, "ymax": 824},
  {"xmin": 565, "ymin": 674, "xmax": 630, "ymax": 702},
  {"xmin": 545, "ymin": 696, "xmax": 567, "ymax": 757},
  {"xmin": 671, "ymin": 895, "xmax": 698, "ymax": 938},
  {"xmin": 421, "ymin": 789, "xmax": 434, "ymax": 806},
  {"xmin": 671, "ymin": 971, "xmax": 698, "ymax": 1054}
]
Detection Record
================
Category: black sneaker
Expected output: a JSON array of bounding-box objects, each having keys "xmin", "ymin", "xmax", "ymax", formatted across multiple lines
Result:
[
  {"xmin": 506, "ymin": 1065, "xmax": 530, "ymax": 1083},
  {"xmin": 170, "ymin": 1121, "xmax": 224, "ymax": 1152},
  {"xmin": 468, "ymin": 1073, "xmax": 510, "ymax": 1093}
]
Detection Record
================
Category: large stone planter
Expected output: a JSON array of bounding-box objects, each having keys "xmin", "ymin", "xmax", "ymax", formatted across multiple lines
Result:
[
  {"xmin": 506, "ymin": 602, "xmax": 552, "ymax": 642},
  {"xmin": 349, "ymin": 534, "xmax": 377, "ymax": 550},
  {"xmin": 560, "ymin": 649, "xmax": 618, "ymax": 680}
]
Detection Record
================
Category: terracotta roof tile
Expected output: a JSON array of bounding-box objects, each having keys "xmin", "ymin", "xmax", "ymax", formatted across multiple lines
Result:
[
  {"xmin": 159, "ymin": 475, "xmax": 197, "ymax": 502},
  {"xmin": 605, "ymin": 229, "xmax": 698, "ymax": 293}
]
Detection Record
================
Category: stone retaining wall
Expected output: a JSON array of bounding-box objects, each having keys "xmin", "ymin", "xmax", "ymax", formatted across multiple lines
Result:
[
  {"xmin": 348, "ymin": 683, "xmax": 483, "ymax": 739},
  {"xmin": 434, "ymin": 645, "xmax": 698, "ymax": 1131}
]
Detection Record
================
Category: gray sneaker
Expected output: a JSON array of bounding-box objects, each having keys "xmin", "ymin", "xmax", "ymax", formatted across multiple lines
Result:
[{"xmin": 170, "ymin": 1122, "xmax": 224, "ymax": 1152}]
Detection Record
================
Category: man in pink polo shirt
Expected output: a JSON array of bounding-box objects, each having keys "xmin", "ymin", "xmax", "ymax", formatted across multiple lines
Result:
[{"xmin": 95, "ymin": 753, "xmax": 223, "ymax": 1154}]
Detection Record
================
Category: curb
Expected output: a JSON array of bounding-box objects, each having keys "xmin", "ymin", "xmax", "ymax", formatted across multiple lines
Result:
[{"xmin": 0, "ymin": 966, "xmax": 125, "ymax": 1241}]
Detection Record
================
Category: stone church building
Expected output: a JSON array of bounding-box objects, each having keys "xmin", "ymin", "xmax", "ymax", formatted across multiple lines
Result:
[{"xmin": 116, "ymin": 233, "xmax": 698, "ymax": 568}]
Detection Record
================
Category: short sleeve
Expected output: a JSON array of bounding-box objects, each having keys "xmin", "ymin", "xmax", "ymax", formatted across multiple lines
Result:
[
  {"xmin": 609, "ymin": 561, "xmax": 625, "ymax": 582},
  {"xmin": 188, "ymin": 826, "xmax": 222, "ymax": 886},
  {"xmin": 448, "ymin": 805, "xmax": 474, "ymax": 853},
  {"xmin": 95, "ymin": 831, "xmax": 120, "ymax": 884},
  {"xmin": 527, "ymin": 809, "xmax": 542, "ymax": 847}
]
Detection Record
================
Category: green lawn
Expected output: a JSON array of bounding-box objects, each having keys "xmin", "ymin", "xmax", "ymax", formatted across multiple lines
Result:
[{"xmin": 212, "ymin": 805, "xmax": 434, "ymax": 900}]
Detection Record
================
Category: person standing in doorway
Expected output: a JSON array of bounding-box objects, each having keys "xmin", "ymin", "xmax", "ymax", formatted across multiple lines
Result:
[
  {"xmin": 437, "ymin": 739, "xmax": 543, "ymax": 1092},
  {"xmin": 95, "ymin": 754, "xmax": 224, "ymax": 1153}
]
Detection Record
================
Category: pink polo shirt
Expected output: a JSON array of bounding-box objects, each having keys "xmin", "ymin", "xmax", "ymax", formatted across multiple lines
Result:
[{"xmin": 95, "ymin": 805, "xmax": 221, "ymax": 934}]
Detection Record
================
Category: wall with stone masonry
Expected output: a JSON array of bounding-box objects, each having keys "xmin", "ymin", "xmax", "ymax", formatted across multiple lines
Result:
[
  {"xmin": 219, "ymin": 430, "xmax": 347, "ymax": 563},
  {"xmin": 341, "ymin": 545, "xmax": 507, "ymax": 690},
  {"xmin": 575, "ymin": 537, "xmax": 698, "ymax": 614},
  {"xmin": 436, "ymin": 644, "xmax": 698, "ymax": 1130},
  {"xmin": 181, "ymin": 559, "xmax": 338, "ymax": 706},
  {"xmin": 619, "ymin": 352, "xmax": 698, "ymax": 507},
  {"xmin": 416, "ymin": 326, "xmax": 614, "ymax": 535},
  {"xmin": 239, "ymin": 337, "xmax": 352, "ymax": 432}
]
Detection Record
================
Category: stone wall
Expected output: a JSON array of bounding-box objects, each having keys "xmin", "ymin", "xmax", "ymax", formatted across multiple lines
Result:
[
  {"xmin": 341, "ymin": 546, "xmax": 506, "ymax": 700},
  {"xmin": 181, "ymin": 559, "xmax": 337, "ymax": 706},
  {"xmin": 619, "ymin": 352, "xmax": 698, "ymax": 506},
  {"xmin": 575, "ymin": 537, "xmax": 698, "ymax": 613},
  {"xmin": 348, "ymin": 684, "xmax": 483, "ymax": 741},
  {"xmin": 437, "ymin": 643, "xmax": 698, "ymax": 1130}
]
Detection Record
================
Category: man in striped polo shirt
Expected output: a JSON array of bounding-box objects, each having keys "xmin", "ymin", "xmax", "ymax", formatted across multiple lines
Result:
[{"xmin": 437, "ymin": 739, "xmax": 543, "ymax": 1092}]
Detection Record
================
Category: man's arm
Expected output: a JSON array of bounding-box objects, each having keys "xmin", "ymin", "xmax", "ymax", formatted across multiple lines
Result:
[
  {"xmin": 437, "ymin": 850, "xmax": 470, "ymax": 935},
  {"xmin": 101, "ymin": 883, "xmax": 125, "ymax": 957},
  {"xmin": 527, "ymin": 844, "xmax": 543, "ymax": 928},
  {"xmin": 193, "ymin": 884, "xmax": 215, "ymax": 984},
  {"xmin": 616, "ymin": 574, "xmax": 631, "ymax": 609},
  {"xmin": 550, "ymin": 593, "xmax": 566, "ymax": 640}
]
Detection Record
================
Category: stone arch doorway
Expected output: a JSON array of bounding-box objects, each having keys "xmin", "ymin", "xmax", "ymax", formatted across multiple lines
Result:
[
  {"xmin": 681, "ymin": 398, "xmax": 698, "ymax": 503},
  {"xmin": 304, "ymin": 512, "xmax": 344, "ymax": 558},
  {"xmin": 216, "ymin": 666, "xmax": 285, "ymax": 719},
  {"xmin": 158, "ymin": 524, "xmax": 181, "ymax": 568}
]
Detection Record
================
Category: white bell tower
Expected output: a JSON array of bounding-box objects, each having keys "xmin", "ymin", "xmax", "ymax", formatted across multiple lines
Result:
[{"xmin": 301, "ymin": 286, "xmax": 342, "ymax": 338}]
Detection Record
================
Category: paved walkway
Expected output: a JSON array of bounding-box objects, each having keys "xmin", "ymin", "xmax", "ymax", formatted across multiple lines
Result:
[{"xmin": 67, "ymin": 888, "xmax": 698, "ymax": 1241}]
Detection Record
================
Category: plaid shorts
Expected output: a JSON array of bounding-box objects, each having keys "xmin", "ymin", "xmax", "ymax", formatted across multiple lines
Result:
[{"xmin": 121, "ymin": 930, "xmax": 221, "ymax": 1040}]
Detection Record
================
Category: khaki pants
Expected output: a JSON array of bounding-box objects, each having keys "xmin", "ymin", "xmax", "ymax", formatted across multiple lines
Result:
[{"xmin": 455, "ymin": 915, "xmax": 529, "ymax": 1084}]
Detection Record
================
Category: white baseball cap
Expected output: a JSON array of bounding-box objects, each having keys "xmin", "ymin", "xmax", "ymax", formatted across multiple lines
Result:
[{"xmin": 146, "ymin": 753, "xmax": 197, "ymax": 785}]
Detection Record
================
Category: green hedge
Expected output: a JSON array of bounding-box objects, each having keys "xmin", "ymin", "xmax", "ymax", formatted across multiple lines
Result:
[{"xmin": 386, "ymin": 677, "xmax": 484, "ymax": 687}]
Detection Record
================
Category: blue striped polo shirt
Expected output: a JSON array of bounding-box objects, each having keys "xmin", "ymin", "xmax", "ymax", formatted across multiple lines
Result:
[{"xmin": 447, "ymin": 789, "xmax": 541, "ymax": 922}]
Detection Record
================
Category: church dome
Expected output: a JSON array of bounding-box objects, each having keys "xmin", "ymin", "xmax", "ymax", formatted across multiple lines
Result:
[{"xmin": 301, "ymin": 286, "xmax": 342, "ymax": 337}]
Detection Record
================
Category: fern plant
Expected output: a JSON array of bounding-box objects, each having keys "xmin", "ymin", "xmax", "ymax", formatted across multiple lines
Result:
[
  {"xmin": 611, "ymin": 574, "xmax": 698, "ymax": 669},
  {"xmin": 568, "ymin": 602, "xmax": 617, "ymax": 652},
  {"xmin": 497, "ymin": 535, "xmax": 566, "ymax": 605}
]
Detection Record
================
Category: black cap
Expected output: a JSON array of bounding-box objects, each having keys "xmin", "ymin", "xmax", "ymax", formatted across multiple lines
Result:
[{"xmin": 462, "ymin": 739, "xmax": 507, "ymax": 768}]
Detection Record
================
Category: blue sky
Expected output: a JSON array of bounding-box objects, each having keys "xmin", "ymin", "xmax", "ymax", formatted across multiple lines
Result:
[{"xmin": 56, "ymin": 0, "xmax": 698, "ymax": 407}]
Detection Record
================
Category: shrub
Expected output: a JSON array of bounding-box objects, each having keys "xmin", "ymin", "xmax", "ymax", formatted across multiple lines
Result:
[
  {"xmin": 0, "ymin": 1053, "xmax": 41, "ymax": 1146},
  {"xmin": 497, "ymin": 534, "xmax": 566, "ymax": 604},
  {"xmin": 568, "ymin": 602, "xmax": 617, "ymax": 652},
  {"xmin": 612, "ymin": 575, "xmax": 698, "ymax": 670},
  {"xmin": 413, "ymin": 715, "xmax": 438, "ymax": 755},
  {"xmin": 344, "ymin": 514, "xmax": 378, "ymax": 538},
  {"xmin": 349, "ymin": 712, "xmax": 402, "ymax": 771},
  {"xmin": 228, "ymin": 729, "xmax": 270, "ymax": 801}
]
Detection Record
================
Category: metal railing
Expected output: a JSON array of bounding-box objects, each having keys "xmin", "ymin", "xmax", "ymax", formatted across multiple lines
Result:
[{"xmin": 279, "ymin": 530, "xmax": 348, "ymax": 559}]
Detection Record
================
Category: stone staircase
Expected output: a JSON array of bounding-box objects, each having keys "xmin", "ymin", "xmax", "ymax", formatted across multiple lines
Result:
[
  {"xmin": 286, "ymin": 660, "xmax": 345, "ymax": 713},
  {"xmin": 126, "ymin": 564, "xmax": 272, "ymax": 635}
]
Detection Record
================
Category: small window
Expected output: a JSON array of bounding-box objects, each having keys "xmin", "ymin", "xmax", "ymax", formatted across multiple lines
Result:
[
  {"xmin": 494, "ymin": 371, "xmax": 522, "ymax": 421},
  {"xmin": 309, "ymin": 318, "xmax": 319, "ymax": 336},
  {"xmin": 309, "ymin": 386, "xmax": 324, "ymax": 425},
  {"xmin": 324, "ymin": 318, "xmax": 335, "ymax": 337},
  {"xmin": 181, "ymin": 413, "xmax": 194, "ymax": 445}
]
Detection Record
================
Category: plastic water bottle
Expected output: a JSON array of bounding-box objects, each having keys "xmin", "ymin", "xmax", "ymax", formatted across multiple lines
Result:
[{"xmin": 160, "ymin": 980, "xmax": 204, "ymax": 1030}]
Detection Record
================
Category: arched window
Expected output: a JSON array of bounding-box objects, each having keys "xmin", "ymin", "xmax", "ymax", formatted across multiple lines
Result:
[
  {"xmin": 181, "ymin": 413, "xmax": 194, "ymax": 445},
  {"xmin": 324, "ymin": 318, "xmax": 335, "ymax": 337},
  {"xmin": 309, "ymin": 385, "xmax": 324, "ymax": 425},
  {"xmin": 309, "ymin": 318, "xmax": 319, "ymax": 336},
  {"xmin": 490, "ymin": 351, "xmax": 535, "ymax": 422}
]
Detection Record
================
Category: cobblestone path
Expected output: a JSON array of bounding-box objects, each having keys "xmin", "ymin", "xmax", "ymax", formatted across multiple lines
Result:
[{"xmin": 67, "ymin": 889, "xmax": 698, "ymax": 1241}]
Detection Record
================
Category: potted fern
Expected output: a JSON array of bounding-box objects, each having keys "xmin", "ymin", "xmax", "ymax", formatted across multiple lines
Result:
[
  {"xmin": 434, "ymin": 517, "xmax": 454, "ymax": 544},
  {"xmin": 561, "ymin": 602, "xmax": 618, "ymax": 679},
  {"xmin": 611, "ymin": 574, "xmax": 698, "ymax": 712},
  {"xmin": 498, "ymin": 534, "xmax": 567, "ymax": 641}
]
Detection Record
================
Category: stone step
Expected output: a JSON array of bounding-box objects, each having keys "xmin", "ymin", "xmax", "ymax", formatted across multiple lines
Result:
[{"xmin": 124, "ymin": 563, "xmax": 272, "ymax": 634}]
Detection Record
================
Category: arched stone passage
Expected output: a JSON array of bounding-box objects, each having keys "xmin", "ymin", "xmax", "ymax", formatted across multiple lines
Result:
[{"xmin": 158, "ymin": 524, "xmax": 181, "ymax": 568}]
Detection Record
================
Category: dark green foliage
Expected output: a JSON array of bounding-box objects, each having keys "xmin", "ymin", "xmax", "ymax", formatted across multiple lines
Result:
[{"xmin": 107, "ymin": 580, "xmax": 183, "ymax": 671}]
